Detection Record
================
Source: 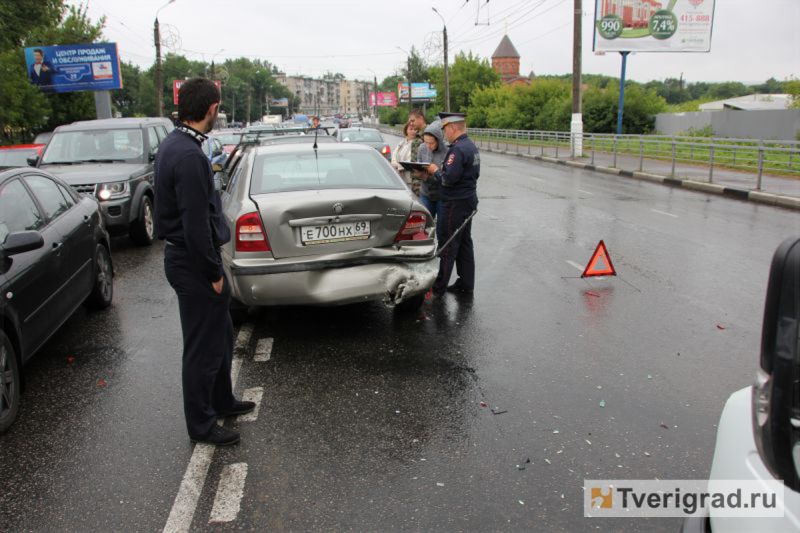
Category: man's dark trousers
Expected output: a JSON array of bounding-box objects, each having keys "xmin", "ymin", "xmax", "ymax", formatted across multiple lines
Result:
[
  {"xmin": 433, "ymin": 195, "xmax": 478, "ymax": 293},
  {"xmin": 164, "ymin": 244, "xmax": 236, "ymax": 437}
]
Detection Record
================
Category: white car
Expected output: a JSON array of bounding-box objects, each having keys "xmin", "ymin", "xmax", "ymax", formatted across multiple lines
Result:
[{"xmin": 683, "ymin": 236, "xmax": 800, "ymax": 532}]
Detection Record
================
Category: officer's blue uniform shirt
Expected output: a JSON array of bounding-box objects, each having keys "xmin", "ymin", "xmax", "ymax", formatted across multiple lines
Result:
[{"xmin": 433, "ymin": 133, "xmax": 480, "ymax": 202}]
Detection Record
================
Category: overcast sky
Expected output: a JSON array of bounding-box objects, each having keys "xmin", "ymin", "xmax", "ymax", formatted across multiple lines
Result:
[{"xmin": 71, "ymin": 0, "xmax": 799, "ymax": 85}]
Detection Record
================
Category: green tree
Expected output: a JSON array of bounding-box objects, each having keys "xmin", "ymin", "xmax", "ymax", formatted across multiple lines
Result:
[
  {"xmin": 114, "ymin": 61, "xmax": 142, "ymax": 117},
  {"xmin": 401, "ymin": 46, "xmax": 428, "ymax": 83},
  {"xmin": 0, "ymin": 0, "xmax": 61, "ymax": 49},
  {"xmin": 428, "ymin": 51, "xmax": 499, "ymax": 113},
  {"xmin": 786, "ymin": 78, "xmax": 800, "ymax": 109}
]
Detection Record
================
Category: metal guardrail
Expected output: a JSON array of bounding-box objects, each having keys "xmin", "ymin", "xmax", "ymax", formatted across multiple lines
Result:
[{"xmin": 466, "ymin": 128, "xmax": 799, "ymax": 193}]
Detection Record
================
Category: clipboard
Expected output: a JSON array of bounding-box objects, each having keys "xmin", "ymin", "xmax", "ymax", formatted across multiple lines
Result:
[{"xmin": 398, "ymin": 161, "xmax": 431, "ymax": 172}]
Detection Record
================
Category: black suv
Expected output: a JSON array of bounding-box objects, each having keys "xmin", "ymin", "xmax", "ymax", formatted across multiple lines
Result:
[{"xmin": 32, "ymin": 118, "xmax": 174, "ymax": 245}]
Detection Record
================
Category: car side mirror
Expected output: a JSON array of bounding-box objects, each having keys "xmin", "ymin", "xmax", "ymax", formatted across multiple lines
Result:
[
  {"xmin": 753, "ymin": 236, "xmax": 800, "ymax": 492},
  {"xmin": 1, "ymin": 231, "xmax": 45, "ymax": 256},
  {"xmin": 27, "ymin": 155, "xmax": 39, "ymax": 167}
]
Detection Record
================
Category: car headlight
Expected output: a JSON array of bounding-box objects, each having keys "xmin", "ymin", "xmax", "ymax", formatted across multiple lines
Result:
[{"xmin": 97, "ymin": 181, "xmax": 129, "ymax": 201}]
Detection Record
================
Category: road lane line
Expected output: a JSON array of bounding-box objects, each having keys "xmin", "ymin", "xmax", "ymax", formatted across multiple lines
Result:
[
  {"xmin": 163, "ymin": 323, "xmax": 253, "ymax": 533},
  {"xmin": 529, "ymin": 177, "xmax": 545, "ymax": 183},
  {"xmin": 566, "ymin": 260, "xmax": 584, "ymax": 272},
  {"xmin": 651, "ymin": 209, "xmax": 678, "ymax": 218},
  {"xmin": 208, "ymin": 463, "xmax": 248, "ymax": 523},
  {"xmin": 577, "ymin": 189, "xmax": 594, "ymax": 196},
  {"xmin": 237, "ymin": 387, "xmax": 264, "ymax": 422},
  {"xmin": 163, "ymin": 444, "xmax": 216, "ymax": 533},
  {"xmin": 254, "ymin": 337, "xmax": 273, "ymax": 362},
  {"xmin": 234, "ymin": 323, "xmax": 254, "ymax": 355}
]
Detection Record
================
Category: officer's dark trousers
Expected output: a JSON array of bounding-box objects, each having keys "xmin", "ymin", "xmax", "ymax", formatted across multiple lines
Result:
[
  {"xmin": 434, "ymin": 195, "xmax": 478, "ymax": 293},
  {"xmin": 164, "ymin": 245, "xmax": 236, "ymax": 437}
]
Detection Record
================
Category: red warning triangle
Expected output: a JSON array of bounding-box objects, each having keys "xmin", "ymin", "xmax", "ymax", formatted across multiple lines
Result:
[{"xmin": 582, "ymin": 240, "xmax": 616, "ymax": 278}]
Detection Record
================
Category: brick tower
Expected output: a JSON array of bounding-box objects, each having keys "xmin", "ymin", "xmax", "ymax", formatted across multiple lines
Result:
[{"xmin": 492, "ymin": 34, "xmax": 522, "ymax": 84}]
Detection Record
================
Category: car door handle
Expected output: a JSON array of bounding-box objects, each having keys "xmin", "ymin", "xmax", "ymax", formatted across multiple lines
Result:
[
  {"xmin": 83, "ymin": 215, "xmax": 90, "ymax": 222},
  {"xmin": 52, "ymin": 242, "xmax": 64, "ymax": 254}
]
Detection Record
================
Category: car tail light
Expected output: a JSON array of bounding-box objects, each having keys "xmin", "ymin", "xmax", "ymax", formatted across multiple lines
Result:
[
  {"xmin": 235, "ymin": 212, "xmax": 270, "ymax": 252},
  {"xmin": 394, "ymin": 211, "xmax": 428, "ymax": 242},
  {"xmin": 381, "ymin": 145, "xmax": 391, "ymax": 156}
]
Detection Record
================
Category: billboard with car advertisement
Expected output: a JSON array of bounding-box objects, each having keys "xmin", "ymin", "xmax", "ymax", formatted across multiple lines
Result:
[
  {"xmin": 173, "ymin": 79, "xmax": 222, "ymax": 105},
  {"xmin": 397, "ymin": 82, "xmax": 437, "ymax": 102},
  {"xmin": 24, "ymin": 43, "xmax": 122, "ymax": 93},
  {"xmin": 369, "ymin": 92, "xmax": 398, "ymax": 107},
  {"xmin": 269, "ymin": 97, "xmax": 289, "ymax": 107},
  {"xmin": 593, "ymin": 0, "xmax": 715, "ymax": 52}
]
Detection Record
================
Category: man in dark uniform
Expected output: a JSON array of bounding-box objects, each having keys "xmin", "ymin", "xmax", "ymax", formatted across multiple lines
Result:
[
  {"xmin": 425, "ymin": 112, "xmax": 479, "ymax": 295},
  {"xmin": 154, "ymin": 77, "xmax": 254, "ymax": 446}
]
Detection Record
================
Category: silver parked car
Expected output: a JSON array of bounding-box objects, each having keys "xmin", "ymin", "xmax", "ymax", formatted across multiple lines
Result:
[{"xmin": 218, "ymin": 142, "xmax": 437, "ymax": 312}]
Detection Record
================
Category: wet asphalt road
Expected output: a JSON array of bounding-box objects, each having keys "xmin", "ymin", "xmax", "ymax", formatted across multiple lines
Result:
[{"xmin": 1, "ymin": 140, "xmax": 798, "ymax": 532}]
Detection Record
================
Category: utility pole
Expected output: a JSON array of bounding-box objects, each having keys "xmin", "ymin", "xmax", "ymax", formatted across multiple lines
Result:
[
  {"xmin": 570, "ymin": 0, "xmax": 583, "ymax": 157},
  {"xmin": 154, "ymin": 18, "xmax": 163, "ymax": 117},
  {"xmin": 153, "ymin": 0, "xmax": 176, "ymax": 118},
  {"xmin": 432, "ymin": 7, "xmax": 450, "ymax": 112}
]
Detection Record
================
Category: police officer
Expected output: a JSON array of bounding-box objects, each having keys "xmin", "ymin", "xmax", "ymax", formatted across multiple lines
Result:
[
  {"xmin": 154, "ymin": 77, "xmax": 254, "ymax": 446},
  {"xmin": 425, "ymin": 112, "xmax": 479, "ymax": 295}
]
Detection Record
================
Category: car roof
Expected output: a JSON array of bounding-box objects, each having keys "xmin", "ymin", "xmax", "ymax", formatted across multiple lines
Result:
[
  {"xmin": 259, "ymin": 135, "xmax": 339, "ymax": 146},
  {"xmin": 252, "ymin": 142, "xmax": 375, "ymax": 156},
  {"xmin": 0, "ymin": 167, "xmax": 64, "ymax": 187},
  {"xmin": 55, "ymin": 117, "xmax": 173, "ymax": 132}
]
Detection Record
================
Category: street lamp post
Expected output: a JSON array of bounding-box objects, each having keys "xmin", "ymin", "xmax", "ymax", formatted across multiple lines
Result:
[
  {"xmin": 154, "ymin": 0, "xmax": 176, "ymax": 117},
  {"xmin": 432, "ymin": 7, "xmax": 450, "ymax": 112},
  {"xmin": 396, "ymin": 46, "xmax": 412, "ymax": 112},
  {"xmin": 367, "ymin": 68, "xmax": 378, "ymax": 122}
]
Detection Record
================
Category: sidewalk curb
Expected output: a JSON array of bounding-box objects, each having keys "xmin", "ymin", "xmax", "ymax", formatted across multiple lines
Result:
[{"xmin": 478, "ymin": 145, "xmax": 800, "ymax": 211}]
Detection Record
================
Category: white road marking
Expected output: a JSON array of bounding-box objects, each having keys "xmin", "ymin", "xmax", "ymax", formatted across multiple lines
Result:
[
  {"xmin": 529, "ymin": 177, "xmax": 545, "ymax": 183},
  {"xmin": 234, "ymin": 323, "xmax": 254, "ymax": 355},
  {"xmin": 254, "ymin": 337, "xmax": 273, "ymax": 362},
  {"xmin": 566, "ymin": 260, "xmax": 585, "ymax": 272},
  {"xmin": 209, "ymin": 463, "xmax": 248, "ymax": 523},
  {"xmin": 230, "ymin": 359, "xmax": 243, "ymax": 391},
  {"xmin": 650, "ymin": 209, "xmax": 679, "ymax": 218},
  {"xmin": 163, "ymin": 323, "xmax": 253, "ymax": 533},
  {"xmin": 163, "ymin": 444, "xmax": 216, "ymax": 533},
  {"xmin": 237, "ymin": 387, "xmax": 264, "ymax": 423},
  {"xmin": 577, "ymin": 189, "xmax": 594, "ymax": 196}
]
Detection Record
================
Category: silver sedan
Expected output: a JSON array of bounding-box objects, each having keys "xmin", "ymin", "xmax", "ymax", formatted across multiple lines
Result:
[{"xmin": 219, "ymin": 142, "xmax": 437, "ymax": 311}]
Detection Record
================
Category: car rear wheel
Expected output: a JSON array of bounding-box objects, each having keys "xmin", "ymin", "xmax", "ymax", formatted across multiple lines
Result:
[
  {"xmin": 394, "ymin": 292, "xmax": 426, "ymax": 312},
  {"xmin": 0, "ymin": 331, "xmax": 21, "ymax": 434},
  {"xmin": 85, "ymin": 244, "xmax": 113, "ymax": 310},
  {"xmin": 129, "ymin": 195, "xmax": 155, "ymax": 246}
]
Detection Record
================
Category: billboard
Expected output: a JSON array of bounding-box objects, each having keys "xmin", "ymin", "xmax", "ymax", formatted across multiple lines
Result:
[
  {"xmin": 269, "ymin": 97, "xmax": 289, "ymax": 108},
  {"xmin": 369, "ymin": 92, "xmax": 398, "ymax": 107},
  {"xmin": 173, "ymin": 79, "xmax": 222, "ymax": 105},
  {"xmin": 593, "ymin": 0, "xmax": 715, "ymax": 52},
  {"xmin": 397, "ymin": 82, "xmax": 437, "ymax": 102},
  {"xmin": 24, "ymin": 43, "xmax": 122, "ymax": 94}
]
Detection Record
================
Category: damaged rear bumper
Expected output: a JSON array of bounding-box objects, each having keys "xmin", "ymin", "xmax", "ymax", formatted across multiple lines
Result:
[{"xmin": 226, "ymin": 252, "xmax": 438, "ymax": 307}]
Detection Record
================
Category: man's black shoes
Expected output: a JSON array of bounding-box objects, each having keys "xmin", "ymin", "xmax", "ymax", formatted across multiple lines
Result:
[
  {"xmin": 190, "ymin": 425, "xmax": 240, "ymax": 446},
  {"xmin": 218, "ymin": 400, "xmax": 256, "ymax": 417},
  {"xmin": 446, "ymin": 281, "xmax": 473, "ymax": 294}
]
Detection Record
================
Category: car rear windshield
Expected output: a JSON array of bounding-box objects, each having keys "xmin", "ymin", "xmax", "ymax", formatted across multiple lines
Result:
[
  {"xmin": 214, "ymin": 134, "xmax": 242, "ymax": 145},
  {"xmin": 0, "ymin": 148, "xmax": 37, "ymax": 167},
  {"xmin": 339, "ymin": 130, "xmax": 382, "ymax": 143},
  {"xmin": 41, "ymin": 129, "xmax": 144, "ymax": 164},
  {"xmin": 250, "ymin": 150, "xmax": 402, "ymax": 193}
]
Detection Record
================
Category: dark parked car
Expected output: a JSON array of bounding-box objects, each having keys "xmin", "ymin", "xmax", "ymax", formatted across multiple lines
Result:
[
  {"xmin": 32, "ymin": 117, "xmax": 175, "ymax": 245},
  {"xmin": 0, "ymin": 167, "xmax": 113, "ymax": 433},
  {"xmin": 335, "ymin": 127, "xmax": 391, "ymax": 161}
]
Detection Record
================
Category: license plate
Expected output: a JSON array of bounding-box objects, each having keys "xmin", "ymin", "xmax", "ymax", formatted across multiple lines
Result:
[{"xmin": 301, "ymin": 221, "xmax": 370, "ymax": 245}]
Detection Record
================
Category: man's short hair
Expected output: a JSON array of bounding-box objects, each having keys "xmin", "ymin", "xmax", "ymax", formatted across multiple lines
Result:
[
  {"xmin": 409, "ymin": 108, "xmax": 426, "ymax": 120},
  {"xmin": 33, "ymin": 49, "xmax": 43, "ymax": 56},
  {"xmin": 178, "ymin": 77, "xmax": 221, "ymax": 123}
]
